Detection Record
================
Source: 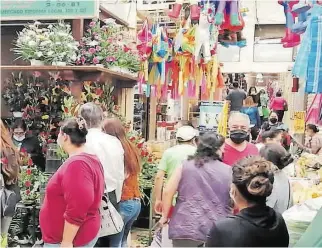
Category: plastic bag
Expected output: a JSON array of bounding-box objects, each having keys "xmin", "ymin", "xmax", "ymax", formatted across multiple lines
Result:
[
  {"xmin": 283, "ymin": 197, "xmax": 322, "ymax": 246},
  {"xmin": 150, "ymin": 224, "xmax": 173, "ymax": 248}
]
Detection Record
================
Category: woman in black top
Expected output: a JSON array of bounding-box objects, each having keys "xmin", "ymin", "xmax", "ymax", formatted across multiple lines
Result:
[{"xmin": 206, "ymin": 156, "xmax": 289, "ymax": 247}]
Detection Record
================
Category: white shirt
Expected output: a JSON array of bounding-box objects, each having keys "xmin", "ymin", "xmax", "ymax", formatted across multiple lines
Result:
[{"xmin": 85, "ymin": 128, "xmax": 124, "ymax": 202}]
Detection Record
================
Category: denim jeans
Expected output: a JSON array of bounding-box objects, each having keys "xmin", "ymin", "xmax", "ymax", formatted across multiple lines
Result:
[
  {"xmin": 109, "ymin": 199, "xmax": 141, "ymax": 247},
  {"xmin": 43, "ymin": 235, "xmax": 98, "ymax": 248}
]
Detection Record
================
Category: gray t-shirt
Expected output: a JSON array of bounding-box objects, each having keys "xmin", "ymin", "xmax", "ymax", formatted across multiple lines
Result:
[{"xmin": 226, "ymin": 89, "xmax": 247, "ymax": 111}]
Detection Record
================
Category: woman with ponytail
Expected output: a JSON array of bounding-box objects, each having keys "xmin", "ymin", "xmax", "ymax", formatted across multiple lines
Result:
[
  {"xmin": 102, "ymin": 118, "xmax": 141, "ymax": 248},
  {"xmin": 1, "ymin": 120, "xmax": 21, "ymax": 248},
  {"xmin": 260, "ymin": 143, "xmax": 293, "ymax": 214}
]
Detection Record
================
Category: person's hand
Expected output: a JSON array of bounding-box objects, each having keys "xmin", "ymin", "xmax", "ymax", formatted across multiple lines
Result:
[
  {"xmin": 60, "ymin": 242, "xmax": 73, "ymax": 248},
  {"xmin": 154, "ymin": 199, "xmax": 163, "ymax": 214},
  {"xmin": 158, "ymin": 216, "xmax": 168, "ymax": 227}
]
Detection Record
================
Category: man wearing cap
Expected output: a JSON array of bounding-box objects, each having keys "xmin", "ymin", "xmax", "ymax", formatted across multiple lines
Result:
[{"xmin": 154, "ymin": 126, "xmax": 198, "ymax": 215}]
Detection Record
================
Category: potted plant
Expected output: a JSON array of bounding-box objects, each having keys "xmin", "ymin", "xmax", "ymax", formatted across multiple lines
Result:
[
  {"xmin": 45, "ymin": 21, "xmax": 78, "ymax": 66},
  {"xmin": 12, "ymin": 21, "xmax": 50, "ymax": 65}
]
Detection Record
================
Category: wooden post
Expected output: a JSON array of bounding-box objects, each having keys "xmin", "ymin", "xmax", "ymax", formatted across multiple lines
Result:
[
  {"xmin": 72, "ymin": 19, "xmax": 84, "ymax": 41},
  {"xmin": 125, "ymin": 88, "xmax": 134, "ymax": 130}
]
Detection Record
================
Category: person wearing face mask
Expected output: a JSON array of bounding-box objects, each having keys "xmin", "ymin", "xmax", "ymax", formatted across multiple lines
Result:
[
  {"xmin": 206, "ymin": 156, "xmax": 289, "ymax": 247},
  {"xmin": 11, "ymin": 118, "xmax": 45, "ymax": 171},
  {"xmin": 261, "ymin": 111, "xmax": 281, "ymax": 131},
  {"xmin": 260, "ymin": 143, "xmax": 293, "ymax": 214},
  {"xmin": 154, "ymin": 126, "xmax": 198, "ymax": 215},
  {"xmin": 40, "ymin": 117, "xmax": 104, "ymax": 248},
  {"xmin": 222, "ymin": 112, "xmax": 259, "ymax": 166},
  {"xmin": 159, "ymin": 133, "xmax": 232, "ymax": 247}
]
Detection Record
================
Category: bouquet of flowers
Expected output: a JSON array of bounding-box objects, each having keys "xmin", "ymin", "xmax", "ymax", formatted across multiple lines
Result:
[
  {"xmin": 45, "ymin": 21, "xmax": 78, "ymax": 65},
  {"xmin": 12, "ymin": 21, "xmax": 50, "ymax": 62},
  {"xmin": 19, "ymin": 150, "xmax": 48, "ymax": 204},
  {"xmin": 77, "ymin": 18, "xmax": 140, "ymax": 74}
]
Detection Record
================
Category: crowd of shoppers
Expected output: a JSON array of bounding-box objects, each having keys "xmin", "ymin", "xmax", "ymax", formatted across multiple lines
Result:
[{"xmin": 1, "ymin": 82, "xmax": 319, "ymax": 248}]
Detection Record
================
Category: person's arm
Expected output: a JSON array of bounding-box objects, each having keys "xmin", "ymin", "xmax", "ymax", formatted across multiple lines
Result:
[
  {"xmin": 160, "ymin": 165, "xmax": 183, "ymax": 224},
  {"xmin": 154, "ymin": 170, "xmax": 165, "ymax": 214},
  {"xmin": 154, "ymin": 151, "xmax": 168, "ymax": 213},
  {"xmin": 61, "ymin": 160, "xmax": 95, "ymax": 246}
]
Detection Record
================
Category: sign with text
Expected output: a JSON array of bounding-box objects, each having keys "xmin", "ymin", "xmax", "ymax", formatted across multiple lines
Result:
[
  {"xmin": 199, "ymin": 101, "xmax": 224, "ymax": 132},
  {"xmin": 1, "ymin": 0, "xmax": 99, "ymax": 21},
  {"xmin": 293, "ymin": 111, "xmax": 306, "ymax": 133}
]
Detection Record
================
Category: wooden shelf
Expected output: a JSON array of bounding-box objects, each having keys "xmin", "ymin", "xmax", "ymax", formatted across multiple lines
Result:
[{"xmin": 0, "ymin": 65, "xmax": 138, "ymax": 84}]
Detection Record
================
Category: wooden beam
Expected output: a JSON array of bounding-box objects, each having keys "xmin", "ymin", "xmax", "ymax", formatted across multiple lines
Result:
[
  {"xmin": 99, "ymin": 6, "xmax": 129, "ymax": 27},
  {"xmin": 72, "ymin": 19, "xmax": 84, "ymax": 41}
]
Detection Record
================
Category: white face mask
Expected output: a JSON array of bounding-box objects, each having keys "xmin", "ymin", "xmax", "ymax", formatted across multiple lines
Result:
[{"xmin": 13, "ymin": 135, "xmax": 25, "ymax": 142}]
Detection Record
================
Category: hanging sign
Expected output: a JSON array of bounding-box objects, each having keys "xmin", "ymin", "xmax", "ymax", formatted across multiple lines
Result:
[
  {"xmin": 293, "ymin": 111, "xmax": 306, "ymax": 133},
  {"xmin": 0, "ymin": 0, "xmax": 99, "ymax": 21},
  {"xmin": 199, "ymin": 101, "xmax": 224, "ymax": 132}
]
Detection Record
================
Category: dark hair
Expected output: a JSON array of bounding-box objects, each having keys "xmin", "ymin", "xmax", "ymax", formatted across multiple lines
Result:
[
  {"xmin": 276, "ymin": 92, "xmax": 282, "ymax": 97},
  {"xmin": 61, "ymin": 117, "xmax": 88, "ymax": 147},
  {"xmin": 306, "ymin": 124, "xmax": 319, "ymax": 133},
  {"xmin": 12, "ymin": 118, "xmax": 27, "ymax": 131},
  {"xmin": 261, "ymin": 129, "xmax": 282, "ymax": 143},
  {"xmin": 248, "ymin": 87, "xmax": 257, "ymax": 95},
  {"xmin": 232, "ymin": 82, "xmax": 239, "ymax": 88},
  {"xmin": 188, "ymin": 132, "xmax": 224, "ymax": 167},
  {"xmin": 232, "ymin": 156, "xmax": 275, "ymax": 204},
  {"xmin": 102, "ymin": 118, "xmax": 141, "ymax": 176},
  {"xmin": 260, "ymin": 143, "xmax": 293, "ymax": 170}
]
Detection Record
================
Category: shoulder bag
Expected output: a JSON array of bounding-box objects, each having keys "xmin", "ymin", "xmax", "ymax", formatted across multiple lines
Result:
[
  {"xmin": 1, "ymin": 173, "xmax": 17, "ymax": 217},
  {"xmin": 97, "ymin": 162, "xmax": 124, "ymax": 237}
]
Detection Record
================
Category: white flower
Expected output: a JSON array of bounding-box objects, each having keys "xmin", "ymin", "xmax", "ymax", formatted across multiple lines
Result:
[
  {"xmin": 34, "ymin": 21, "xmax": 41, "ymax": 25},
  {"xmin": 87, "ymin": 40, "xmax": 99, "ymax": 46},
  {"xmin": 36, "ymin": 51, "xmax": 43, "ymax": 58},
  {"xmin": 55, "ymin": 42, "xmax": 62, "ymax": 45},
  {"xmin": 103, "ymin": 18, "xmax": 116, "ymax": 25},
  {"xmin": 48, "ymin": 24, "xmax": 53, "ymax": 29},
  {"xmin": 28, "ymin": 40, "xmax": 37, "ymax": 47},
  {"xmin": 47, "ymin": 51, "xmax": 54, "ymax": 56},
  {"xmin": 70, "ymin": 54, "xmax": 77, "ymax": 61}
]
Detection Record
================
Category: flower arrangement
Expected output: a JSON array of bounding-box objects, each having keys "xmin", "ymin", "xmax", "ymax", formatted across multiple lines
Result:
[
  {"xmin": 45, "ymin": 21, "xmax": 78, "ymax": 65},
  {"xmin": 13, "ymin": 21, "xmax": 49, "ymax": 63},
  {"xmin": 77, "ymin": 18, "xmax": 140, "ymax": 75},
  {"xmin": 13, "ymin": 21, "xmax": 78, "ymax": 65},
  {"xmin": 19, "ymin": 150, "xmax": 48, "ymax": 204}
]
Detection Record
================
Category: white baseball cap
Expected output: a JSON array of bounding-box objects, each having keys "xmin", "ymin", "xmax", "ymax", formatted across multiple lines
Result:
[{"xmin": 176, "ymin": 126, "xmax": 199, "ymax": 141}]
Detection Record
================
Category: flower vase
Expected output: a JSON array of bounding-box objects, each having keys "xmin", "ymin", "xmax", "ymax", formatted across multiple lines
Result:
[
  {"xmin": 13, "ymin": 111, "xmax": 23, "ymax": 118},
  {"xmin": 30, "ymin": 59, "xmax": 45, "ymax": 66},
  {"xmin": 52, "ymin": 61, "xmax": 67, "ymax": 66}
]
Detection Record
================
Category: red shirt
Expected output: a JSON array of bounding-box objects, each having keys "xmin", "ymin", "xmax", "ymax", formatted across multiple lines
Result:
[
  {"xmin": 270, "ymin": 97, "xmax": 287, "ymax": 111},
  {"xmin": 223, "ymin": 142, "xmax": 259, "ymax": 166},
  {"xmin": 40, "ymin": 153, "xmax": 104, "ymax": 246}
]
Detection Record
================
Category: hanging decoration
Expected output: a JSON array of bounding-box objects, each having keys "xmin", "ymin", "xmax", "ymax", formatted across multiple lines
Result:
[
  {"xmin": 292, "ymin": 2, "xmax": 322, "ymax": 93},
  {"xmin": 137, "ymin": 0, "xmax": 247, "ymax": 100}
]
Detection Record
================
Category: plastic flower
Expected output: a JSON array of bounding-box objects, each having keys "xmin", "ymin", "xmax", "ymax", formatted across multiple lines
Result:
[
  {"xmin": 96, "ymin": 46, "xmax": 101, "ymax": 51},
  {"xmin": 89, "ymin": 21, "xmax": 96, "ymax": 27},
  {"xmin": 28, "ymin": 158, "xmax": 33, "ymax": 166},
  {"xmin": 80, "ymin": 56, "xmax": 86, "ymax": 64},
  {"xmin": 25, "ymin": 189, "xmax": 31, "ymax": 195},
  {"xmin": 26, "ymin": 169, "xmax": 32, "ymax": 175}
]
